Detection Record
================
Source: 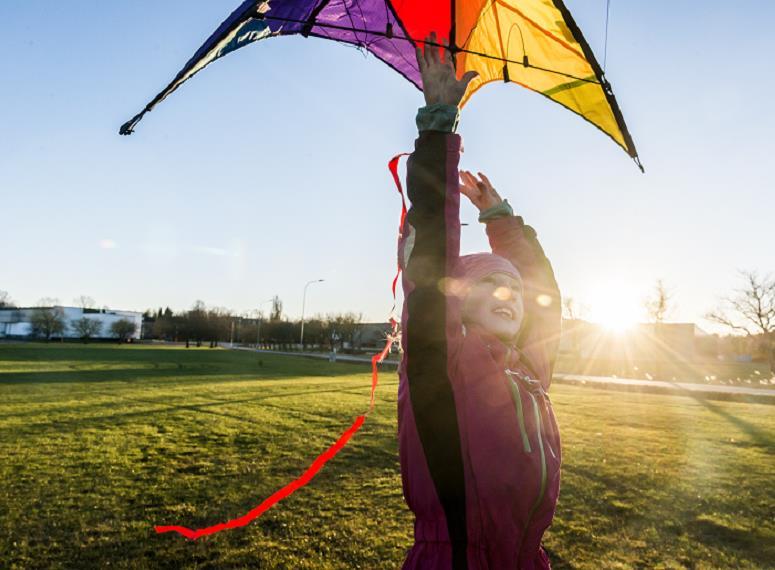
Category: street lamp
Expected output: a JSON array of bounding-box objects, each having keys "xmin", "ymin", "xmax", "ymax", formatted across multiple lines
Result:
[{"xmin": 300, "ymin": 279, "xmax": 324, "ymax": 349}]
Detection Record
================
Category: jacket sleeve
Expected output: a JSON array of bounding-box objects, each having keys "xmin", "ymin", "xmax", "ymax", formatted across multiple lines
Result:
[
  {"xmin": 486, "ymin": 216, "xmax": 562, "ymax": 385},
  {"xmin": 401, "ymin": 130, "xmax": 468, "ymax": 567}
]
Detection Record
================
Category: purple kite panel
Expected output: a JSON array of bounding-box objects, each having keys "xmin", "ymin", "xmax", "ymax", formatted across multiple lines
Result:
[
  {"xmin": 261, "ymin": 0, "xmax": 317, "ymax": 34},
  {"xmin": 311, "ymin": 0, "xmax": 421, "ymax": 88}
]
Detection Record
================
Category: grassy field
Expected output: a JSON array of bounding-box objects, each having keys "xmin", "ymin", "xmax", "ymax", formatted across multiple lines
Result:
[
  {"xmin": 0, "ymin": 344, "xmax": 772, "ymax": 569},
  {"xmin": 554, "ymin": 354, "xmax": 773, "ymax": 387}
]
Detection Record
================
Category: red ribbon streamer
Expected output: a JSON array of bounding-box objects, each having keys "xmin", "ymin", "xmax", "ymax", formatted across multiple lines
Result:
[
  {"xmin": 156, "ymin": 415, "xmax": 366, "ymax": 539},
  {"xmin": 155, "ymin": 153, "xmax": 409, "ymax": 540}
]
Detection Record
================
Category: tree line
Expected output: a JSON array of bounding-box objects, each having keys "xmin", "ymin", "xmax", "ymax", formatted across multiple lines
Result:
[
  {"xmin": 144, "ymin": 300, "xmax": 363, "ymax": 352},
  {"xmin": 1, "ymin": 268, "xmax": 772, "ymax": 367},
  {"xmin": 25, "ymin": 307, "xmax": 136, "ymax": 342}
]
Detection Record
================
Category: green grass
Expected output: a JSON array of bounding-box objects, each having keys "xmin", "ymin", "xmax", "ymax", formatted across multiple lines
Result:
[
  {"xmin": 554, "ymin": 354, "xmax": 774, "ymax": 387},
  {"xmin": 0, "ymin": 344, "xmax": 772, "ymax": 569}
]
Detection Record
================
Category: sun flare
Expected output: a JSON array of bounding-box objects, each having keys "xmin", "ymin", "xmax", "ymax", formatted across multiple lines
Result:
[{"xmin": 587, "ymin": 288, "xmax": 640, "ymax": 333}]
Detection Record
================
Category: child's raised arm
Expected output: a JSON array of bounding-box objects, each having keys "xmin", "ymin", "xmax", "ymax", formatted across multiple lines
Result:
[
  {"xmin": 459, "ymin": 170, "xmax": 562, "ymax": 384},
  {"xmin": 399, "ymin": 34, "xmax": 476, "ymax": 570}
]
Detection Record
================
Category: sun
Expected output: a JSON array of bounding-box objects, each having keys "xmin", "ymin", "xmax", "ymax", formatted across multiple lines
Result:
[
  {"xmin": 596, "ymin": 310, "xmax": 637, "ymax": 332},
  {"xmin": 587, "ymin": 288, "xmax": 640, "ymax": 333}
]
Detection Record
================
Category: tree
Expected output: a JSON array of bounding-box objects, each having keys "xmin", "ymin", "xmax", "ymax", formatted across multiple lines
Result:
[
  {"xmin": 152, "ymin": 307, "xmax": 176, "ymax": 340},
  {"xmin": 74, "ymin": 295, "xmax": 95, "ymax": 310},
  {"xmin": 707, "ymin": 270, "xmax": 775, "ymax": 372},
  {"xmin": 561, "ymin": 298, "xmax": 587, "ymax": 360},
  {"xmin": 110, "ymin": 319, "xmax": 137, "ymax": 343},
  {"xmin": 270, "ymin": 295, "xmax": 283, "ymax": 321},
  {"xmin": 303, "ymin": 316, "xmax": 327, "ymax": 349},
  {"xmin": 71, "ymin": 317, "xmax": 102, "ymax": 342},
  {"xmin": 329, "ymin": 312, "xmax": 362, "ymax": 351},
  {"xmin": 0, "ymin": 290, "xmax": 14, "ymax": 308},
  {"xmin": 206, "ymin": 306, "xmax": 232, "ymax": 346},
  {"xmin": 185, "ymin": 301, "xmax": 209, "ymax": 346},
  {"xmin": 644, "ymin": 279, "xmax": 673, "ymax": 324},
  {"xmin": 30, "ymin": 307, "xmax": 65, "ymax": 340},
  {"xmin": 562, "ymin": 297, "xmax": 588, "ymax": 321}
]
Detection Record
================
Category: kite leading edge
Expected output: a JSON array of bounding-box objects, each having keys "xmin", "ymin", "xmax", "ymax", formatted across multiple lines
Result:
[{"xmin": 120, "ymin": 0, "xmax": 641, "ymax": 167}]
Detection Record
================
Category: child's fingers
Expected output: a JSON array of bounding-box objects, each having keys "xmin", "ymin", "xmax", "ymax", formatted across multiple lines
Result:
[
  {"xmin": 459, "ymin": 172, "xmax": 473, "ymax": 191},
  {"xmin": 460, "ymin": 70, "xmax": 478, "ymax": 87},
  {"xmin": 460, "ymin": 171, "xmax": 478, "ymax": 193},
  {"xmin": 460, "ymin": 172, "xmax": 486, "ymax": 207},
  {"xmin": 415, "ymin": 45, "xmax": 426, "ymax": 72},
  {"xmin": 466, "ymin": 171, "xmax": 483, "ymax": 194},
  {"xmin": 422, "ymin": 36, "xmax": 434, "ymax": 68},
  {"xmin": 428, "ymin": 32, "xmax": 438, "ymax": 64},
  {"xmin": 442, "ymin": 37, "xmax": 457, "ymax": 72},
  {"xmin": 477, "ymin": 172, "xmax": 494, "ymax": 190},
  {"xmin": 470, "ymin": 173, "xmax": 488, "ymax": 194}
]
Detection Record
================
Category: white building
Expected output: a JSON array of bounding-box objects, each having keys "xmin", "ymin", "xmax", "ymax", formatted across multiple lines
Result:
[{"xmin": 0, "ymin": 306, "xmax": 143, "ymax": 340}]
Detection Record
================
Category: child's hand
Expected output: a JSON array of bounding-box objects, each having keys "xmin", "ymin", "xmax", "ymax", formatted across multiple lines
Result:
[
  {"xmin": 416, "ymin": 33, "xmax": 478, "ymax": 107},
  {"xmin": 459, "ymin": 170, "xmax": 503, "ymax": 212}
]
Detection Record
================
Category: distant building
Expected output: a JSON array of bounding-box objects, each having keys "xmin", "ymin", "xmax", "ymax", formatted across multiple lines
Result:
[
  {"xmin": 559, "ymin": 320, "xmax": 711, "ymax": 363},
  {"xmin": 352, "ymin": 322, "xmax": 394, "ymax": 350},
  {"xmin": 0, "ymin": 306, "xmax": 143, "ymax": 340}
]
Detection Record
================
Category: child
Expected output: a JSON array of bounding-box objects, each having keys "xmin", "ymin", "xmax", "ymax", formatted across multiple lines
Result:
[{"xmin": 398, "ymin": 34, "xmax": 562, "ymax": 569}]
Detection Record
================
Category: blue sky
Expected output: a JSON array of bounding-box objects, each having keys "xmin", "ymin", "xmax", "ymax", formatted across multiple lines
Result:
[{"xmin": 1, "ymin": 1, "xmax": 772, "ymax": 329}]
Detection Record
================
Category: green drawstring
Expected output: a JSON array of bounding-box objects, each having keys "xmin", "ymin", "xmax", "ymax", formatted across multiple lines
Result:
[{"xmin": 507, "ymin": 375, "xmax": 532, "ymax": 453}]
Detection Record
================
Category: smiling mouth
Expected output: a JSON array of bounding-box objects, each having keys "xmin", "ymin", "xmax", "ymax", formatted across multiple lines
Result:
[{"xmin": 493, "ymin": 307, "xmax": 515, "ymax": 320}]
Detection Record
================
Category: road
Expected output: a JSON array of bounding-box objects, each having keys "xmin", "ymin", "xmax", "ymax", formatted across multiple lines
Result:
[{"xmin": 236, "ymin": 348, "xmax": 775, "ymax": 403}]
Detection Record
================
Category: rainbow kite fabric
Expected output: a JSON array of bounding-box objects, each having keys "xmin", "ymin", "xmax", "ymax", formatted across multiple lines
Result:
[{"xmin": 120, "ymin": 0, "xmax": 641, "ymax": 166}]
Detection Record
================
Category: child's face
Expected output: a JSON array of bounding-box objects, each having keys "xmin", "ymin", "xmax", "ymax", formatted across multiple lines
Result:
[{"xmin": 462, "ymin": 272, "xmax": 524, "ymax": 343}]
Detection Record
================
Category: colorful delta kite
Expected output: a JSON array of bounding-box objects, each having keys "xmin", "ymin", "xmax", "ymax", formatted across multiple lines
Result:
[{"xmin": 121, "ymin": 0, "xmax": 641, "ymax": 169}]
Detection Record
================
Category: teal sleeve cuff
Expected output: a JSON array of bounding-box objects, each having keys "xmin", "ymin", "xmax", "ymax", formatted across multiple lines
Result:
[
  {"xmin": 416, "ymin": 104, "xmax": 460, "ymax": 133},
  {"xmin": 478, "ymin": 199, "xmax": 514, "ymax": 223}
]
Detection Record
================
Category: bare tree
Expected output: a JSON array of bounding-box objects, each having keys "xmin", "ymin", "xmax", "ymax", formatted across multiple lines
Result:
[
  {"xmin": 644, "ymin": 279, "xmax": 673, "ymax": 324},
  {"xmin": 270, "ymin": 295, "xmax": 283, "ymax": 321},
  {"xmin": 30, "ymin": 307, "xmax": 65, "ymax": 340},
  {"xmin": 0, "ymin": 290, "xmax": 14, "ymax": 308},
  {"xmin": 328, "ymin": 312, "xmax": 362, "ymax": 351},
  {"xmin": 562, "ymin": 297, "xmax": 589, "ymax": 321},
  {"xmin": 71, "ymin": 318, "xmax": 103, "ymax": 342},
  {"xmin": 707, "ymin": 270, "xmax": 775, "ymax": 372},
  {"xmin": 74, "ymin": 295, "xmax": 96, "ymax": 310},
  {"xmin": 110, "ymin": 319, "xmax": 138, "ymax": 343}
]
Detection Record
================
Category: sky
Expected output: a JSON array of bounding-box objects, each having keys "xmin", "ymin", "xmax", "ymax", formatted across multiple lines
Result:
[{"xmin": 1, "ymin": 1, "xmax": 772, "ymax": 330}]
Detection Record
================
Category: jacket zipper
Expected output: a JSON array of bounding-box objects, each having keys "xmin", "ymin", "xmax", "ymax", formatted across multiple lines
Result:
[
  {"xmin": 524, "ymin": 391, "xmax": 548, "ymax": 527},
  {"xmin": 507, "ymin": 376, "xmax": 532, "ymax": 453},
  {"xmin": 506, "ymin": 370, "xmax": 550, "ymax": 536}
]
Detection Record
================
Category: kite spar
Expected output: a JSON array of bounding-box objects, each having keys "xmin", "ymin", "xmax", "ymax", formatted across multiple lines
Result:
[{"xmin": 120, "ymin": 0, "xmax": 642, "ymax": 170}]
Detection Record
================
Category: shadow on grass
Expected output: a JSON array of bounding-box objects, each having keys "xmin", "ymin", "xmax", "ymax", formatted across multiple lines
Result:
[
  {"xmin": 0, "ymin": 352, "xmax": 370, "ymax": 386},
  {"xmin": 561, "ymin": 462, "xmax": 773, "ymax": 568},
  {"xmin": 2, "ymin": 382, "xmax": 391, "ymax": 435},
  {"xmin": 685, "ymin": 393, "xmax": 774, "ymax": 449},
  {"xmin": 542, "ymin": 546, "xmax": 576, "ymax": 570},
  {"xmin": 0, "ymin": 344, "xmax": 226, "ymax": 362},
  {"xmin": 60, "ymin": 419, "xmax": 405, "ymax": 569},
  {"xmin": 116, "ymin": 389, "xmax": 374, "ymax": 428},
  {"xmin": 0, "ymin": 366, "xmax": 243, "ymax": 385},
  {"xmin": 0, "ymin": 362, "xmax": 365, "ymax": 385},
  {"xmin": 687, "ymin": 517, "xmax": 773, "ymax": 568}
]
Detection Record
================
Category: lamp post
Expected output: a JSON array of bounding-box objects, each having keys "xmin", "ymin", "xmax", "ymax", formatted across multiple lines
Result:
[{"xmin": 300, "ymin": 279, "xmax": 324, "ymax": 349}]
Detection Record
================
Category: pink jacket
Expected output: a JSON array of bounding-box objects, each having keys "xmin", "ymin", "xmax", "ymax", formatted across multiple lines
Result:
[{"xmin": 398, "ymin": 131, "xmax": 562, "ymax": 569}]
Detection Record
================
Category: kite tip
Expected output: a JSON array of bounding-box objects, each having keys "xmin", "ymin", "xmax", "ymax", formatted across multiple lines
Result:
[
  {"xmin": 634, "ymin": 156, "xmax": 645, "ymax": 174},
  {"xmin": 119, "ymin": 110, "xmax": 147, "ymax": 136}
]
